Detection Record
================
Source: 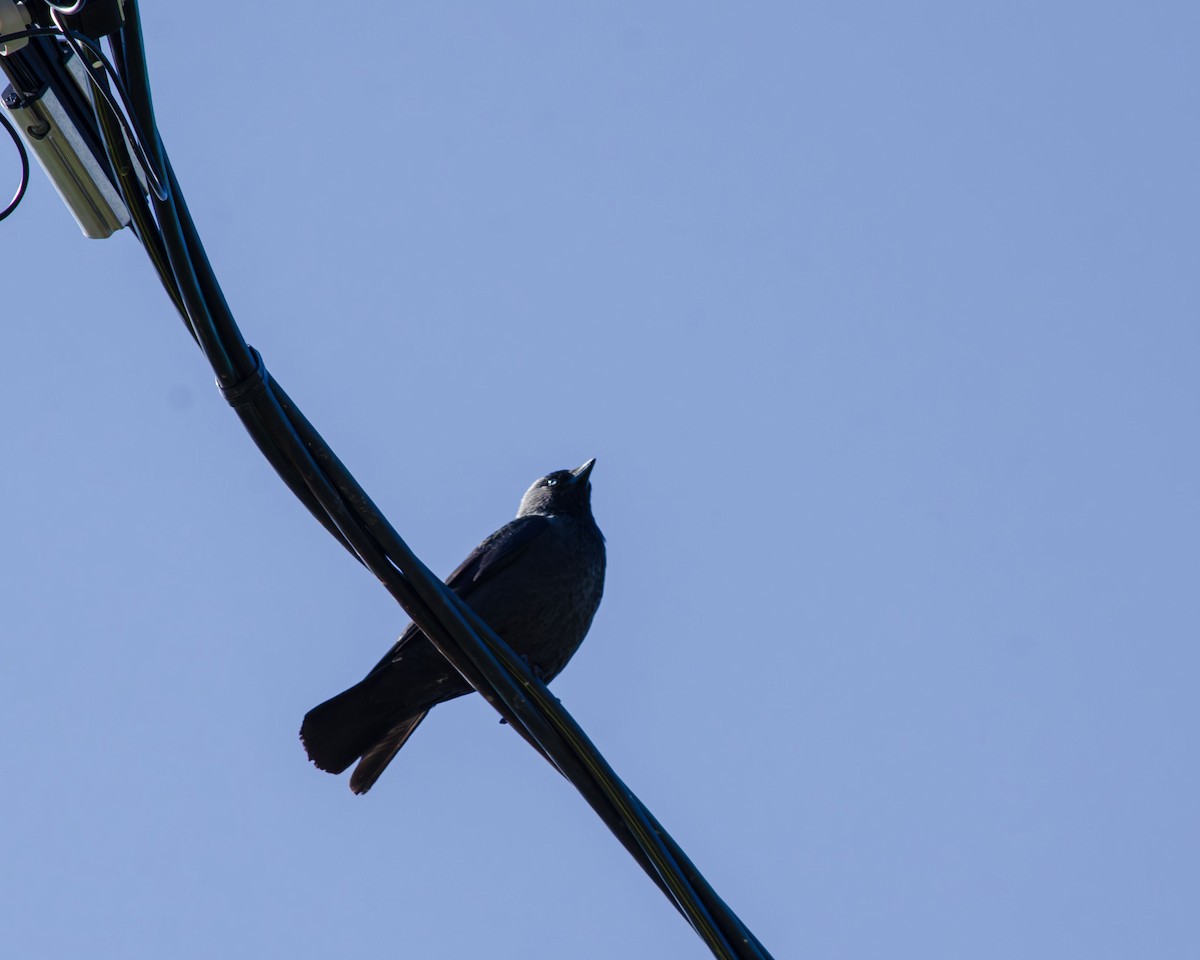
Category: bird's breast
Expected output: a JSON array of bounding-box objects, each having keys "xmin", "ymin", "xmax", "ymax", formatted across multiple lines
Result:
[{"xmin": 465, "ymin": 515, "xmax": 605, "ymax": 682}]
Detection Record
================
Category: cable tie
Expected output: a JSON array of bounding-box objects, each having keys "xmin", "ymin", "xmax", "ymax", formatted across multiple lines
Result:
[{"xmin": 218, "ymin": 347, "xmax": 269, "ymax": 407}]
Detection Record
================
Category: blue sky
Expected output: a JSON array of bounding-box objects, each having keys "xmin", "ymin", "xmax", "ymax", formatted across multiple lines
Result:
[{"xmin": 2, "ymin": 3, "xmax": 1197, "ymax": 957}]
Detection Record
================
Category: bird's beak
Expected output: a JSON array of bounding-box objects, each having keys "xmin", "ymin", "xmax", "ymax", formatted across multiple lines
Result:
[{"xmin": 570, "ymin": 458, "xmax": 596, "ymax": 485}]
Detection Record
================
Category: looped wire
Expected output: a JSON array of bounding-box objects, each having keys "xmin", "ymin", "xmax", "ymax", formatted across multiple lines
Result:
[{"xmin": 0, "ymin": 106, "xmax": 29, "ymax": 222}]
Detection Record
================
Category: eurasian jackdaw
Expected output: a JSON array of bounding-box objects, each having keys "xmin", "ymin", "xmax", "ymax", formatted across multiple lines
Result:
[{"xmin": 300, "ymin": 459, "xmax": 605, "ymax": 794}]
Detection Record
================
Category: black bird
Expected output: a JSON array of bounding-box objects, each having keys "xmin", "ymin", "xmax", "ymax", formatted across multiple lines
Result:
[{"xmin": 301, "ymin": 459, "xmax": 606, "ymax": 794}]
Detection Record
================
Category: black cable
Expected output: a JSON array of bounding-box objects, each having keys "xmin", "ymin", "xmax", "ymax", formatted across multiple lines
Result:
[
  {"xmin": 114, "ymin": 4, "xmax": 249, "ymax": 387},
  {"xmin": 88, "ymin": 53, "xmax": 187, "ymax": 321},
  {"xmin": 0, "ymin": 107, "xmax": 29, "ymax": 222},
  {"xmin": 100, "ymin": 3, "xmax": 364, "ymax": 559},
  {"xmin": 57, "ymin": 4, "xmax": 776, "ymax": 956},
  {"xmin": 104, "ymin": 5, "xmax": 162, "ymax": 184},
  {"xmin": 161, "ymin": 155, "xmax": 257, "ymax": 384}
]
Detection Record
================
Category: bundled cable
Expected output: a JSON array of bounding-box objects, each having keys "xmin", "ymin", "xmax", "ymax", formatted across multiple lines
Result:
[{"xmin": 0, "ymin": 4, "xmax": 774, "ymax": 957}]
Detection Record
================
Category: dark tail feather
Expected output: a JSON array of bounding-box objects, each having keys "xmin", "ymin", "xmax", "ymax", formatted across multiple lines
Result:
[
  {"xmin": 349, "ymin": 711, "xmax": 429, "ymax": 795},
  {"xmin": 301, "ymin": 678, "xmax": 399, "ymax": 776}
]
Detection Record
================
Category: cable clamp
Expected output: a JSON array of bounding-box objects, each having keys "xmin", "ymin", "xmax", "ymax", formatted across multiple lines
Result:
[{"xmin": 219, "ymin": 347, "xmax": 269, "ymax": 407}]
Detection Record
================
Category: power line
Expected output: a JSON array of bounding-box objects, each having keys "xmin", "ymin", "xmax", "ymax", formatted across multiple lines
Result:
[{"xmin": 0, "ymin": 4, "xmax": 774, "ymax": 956}]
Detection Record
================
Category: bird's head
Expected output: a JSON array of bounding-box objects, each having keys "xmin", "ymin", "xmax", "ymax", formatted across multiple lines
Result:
[{"xmin": 517, "ymin": 458, "xmax": 597, "ymax": 519}]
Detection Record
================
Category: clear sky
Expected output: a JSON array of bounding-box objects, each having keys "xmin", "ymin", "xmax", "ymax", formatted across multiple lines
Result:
[{"xmin": 2, "ymin": 3, "xmax": 1197, "ymax": 958}]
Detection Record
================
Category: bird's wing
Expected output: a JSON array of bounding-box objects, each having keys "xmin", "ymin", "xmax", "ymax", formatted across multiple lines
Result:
[
  {"xmin": 348, "ymin": 710, "xmax": 429, "ymax": 794},
  {"xmin": 444, "ymin": 514, "xmax": 551, "ymax": 593},
  {"xmin": 364, "ymin": 515, "xmax": 552, "ymax": 675}
]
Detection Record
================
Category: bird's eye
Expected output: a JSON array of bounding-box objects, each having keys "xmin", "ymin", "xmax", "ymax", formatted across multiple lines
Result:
[{"xmin": 545, "ymin": 478, "xmax": 558, "ymax": 487}]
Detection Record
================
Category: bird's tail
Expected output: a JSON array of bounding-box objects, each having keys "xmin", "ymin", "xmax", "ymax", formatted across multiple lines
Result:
[
  {"xmin": 349, "ymin": 711, "xmax": 429, "ymax": 794},
  {"xmin": 300, "ymin": 677, "xmax": 428, "ymax": 793}
]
